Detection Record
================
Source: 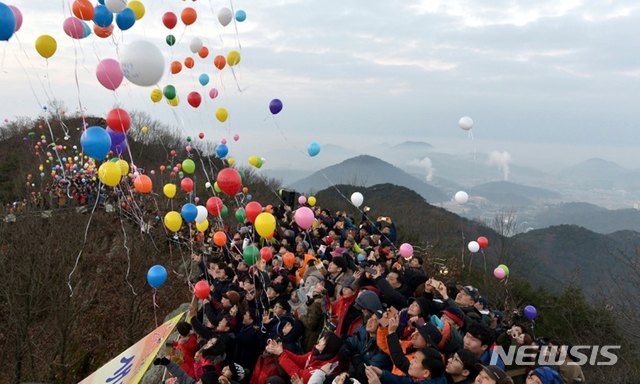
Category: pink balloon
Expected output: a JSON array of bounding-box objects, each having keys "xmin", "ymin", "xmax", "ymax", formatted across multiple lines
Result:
[
  {"xmin": 209, "ymin": 88, "xmax": 219, "ymax": 99},
  {"xmin": 233, "ymin": 134, "xmax": 239, "ymax": 141},
  {"xmin": 194, "ymin": 197, "xmax": 200, "ymax": 203},
  {"xmin": 63, "ymin": 17, "xmax": 85, "ymax": 39},
  {"xmin": 150, "ymin": 170, "xmax": 156, "ymax": 175},
  {"xmin": 186, "ymin": 145, "xmax": 192, "ymax": 151},
  {"xmin": 298, "ymin": 195, "xmax": 307, "ymax": 205},
  {"xmin": 9, "ymin": 6, "xmax": 22, "ymax": 32},
  {"xmin": 96, "ymin": 59, "xmax": 124, "ymax": 91},
  {"xmin": 294, "ymin": 207, "xmax": 314, "ymax": 230},
  {"xmin": 399, "ymin": 243, "xmax": 413, "ymax": 258},
  {"xmin": 173, "ymin": 167, "xmax": 179, "ymax": 172},
  {"xmin": 221, "ymin": 139, "xmax": 227, "ymax": 145},
  {"xmin": 494, "ymin": 267, "xmax": 506, "ymax": 279}
]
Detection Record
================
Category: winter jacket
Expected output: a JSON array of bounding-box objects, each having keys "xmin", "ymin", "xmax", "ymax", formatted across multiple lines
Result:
[
  {"xmin": 166, "ymin": 361, "xmax": 198, "ymax": 384},
  {"xmin": 376, "ymin": 326, "xmax": 415, "ymax": 376},
  {"xmin": 478, "ymin": 347, "xmax": 506, "ymax": 370},
  {"xmin": 300, "ymin": 295, "xmax": 325, "ymax": 352},
  {"xmin": 302, "ymin": 265, "xmax": 324, "ymax": 291},
  {"xmin": 326, "ymin": 271, "xmax": 350, "ymax": 301},
  {"xmin": 374, "ymin": 276, "xmax": 412, "ymax": 311},
  {"xmin": 380, "ymin": 369, "xmax": 448, "ymax": 384},
  {"xmin": 295, "ymin": 254, "xmax": 318, "ymax": 283},
  {"xmin": 343, "ymin": 324, "xmax": 393, "ymax": 374},
  {"xmin": 235, "ymin": 324, "xmax": 261, "ymax": 373},
  {"xmin": 172, "ymin": 334, "xmax": 198, "ymax": 378},
  {"xmin": 276, "ymin": 349, "xmax": 340, "ymax": 383}
]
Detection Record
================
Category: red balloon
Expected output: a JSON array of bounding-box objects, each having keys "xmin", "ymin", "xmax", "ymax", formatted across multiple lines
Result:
[
  {"xmin": 163, "ymin": 12, "xmax": 177, "ymax": 29},
  {"xmin": 206, "ymin": 196, "xmax": 223, "ymax": 216},
  {"xmin": 106, "ymin": 108, "xmax": 131, "ymax": 133},
  {"xmin": 198, "ymin": 132, "xmax": 204, "ymax": 139},
  {"xmin": 170, "ymin": 150, "xmax": 176, "ymax": 156},
  {"xmin": 245, "ymin": 201, "xmax": 262, "ymax": 223},
  {"xmin": 260, "ymin": 247, "xmax": 273, "ymax": 262},
  {"xmin": 214, "ymin": 55, "xmax": 226, "ymax": 70},
  {"xmin": 477, "ymin": 236, "xmax": 489, "ymax": 249},
  {"xmin": 324, "ymin": 236, "xmax": 333, "ymax": 246},
  {"xmin": 181, "ymin": 177, "xmax": 194, "ymax": 192},
  {"xmin": 217, "ymin": 168, "xmax": 241, "ymax": 196},
  {"xmin": 194, "ymin": 281, "xmax": 210, "ymax": 300},
  {"xmin": 188, "ymin": 92, "xmax": 202, "ymax": 108}
]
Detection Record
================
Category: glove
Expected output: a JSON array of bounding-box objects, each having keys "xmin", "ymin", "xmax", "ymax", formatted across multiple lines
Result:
[{"xmin": 153, "ymin": 357, "xmax": 170, "ymax": 366}]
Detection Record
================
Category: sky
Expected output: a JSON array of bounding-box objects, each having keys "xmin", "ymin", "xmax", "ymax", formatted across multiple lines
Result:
[{"xmin": 2, "ymin": 0, "xmax": 640, "ymax": 172}]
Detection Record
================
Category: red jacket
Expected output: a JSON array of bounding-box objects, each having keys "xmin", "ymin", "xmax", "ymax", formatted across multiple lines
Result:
[
  {"xmin": 173, "ymin": 334, "xmax": 198, "ymax": 378},
  {"xmin": 276, "ymin": 349, "xmax": 339, "ymax": 383}
]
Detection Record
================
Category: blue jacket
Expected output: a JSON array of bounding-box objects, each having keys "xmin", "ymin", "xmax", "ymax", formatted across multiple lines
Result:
[
  {"xmin": 380, "ymin": 370, "xmax": 448, "ymax": 384},
  {"xmin": 344, "ymin": 325, "xmax": 392, "ymax": 370},
  {"xmin": 479, "ymin": 348, "xmax": 506, "ymax": 370}
]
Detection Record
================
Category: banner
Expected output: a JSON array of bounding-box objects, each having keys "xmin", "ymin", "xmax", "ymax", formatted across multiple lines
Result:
[{"xmin": 80, "ymin": 312, "xmax": 185, "ymax": 384}]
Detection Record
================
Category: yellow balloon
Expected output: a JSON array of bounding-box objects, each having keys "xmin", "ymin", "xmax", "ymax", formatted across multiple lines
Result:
[
  {"xmin": 127, "ymin": 0, "xmax": 145, "ymax": 20},
  {"xmin": 117, "ymin": 159, "xmax": 129, "ymax": 176},
  {"xmin": 163, "ymin": 183, "xmax": 177, "ymax": 198},
  {"xmin": 150, "ymin": 89, "xmax": 163, "ymax": 103},
  {"xmin": 142, "ymin": 126, "xmax": 148, "ymax": 133},
  {"xmin": 308, "ymin": 196, "xmax": 316, "ymax": 207},
  {"xmin": 312, "ymin": 219, "xmax": 319, "ymax": 230},
  {"xmin": 98, "ymin": 162, "xmax": 121, "ymax": 187},
  {"xmin": 228, "ymin": 157, "xmax": 235, "ymax": 166},
  {"xmin": 168, "ymin": 96, "xmax": 180, "ymax": 107},
  {"xmin": 35, "ymin": 35, "xmax": 57, "ymax": 59},
  {"xmin": 216, "ymin": 108, "xmax": 228, "ymax": 123},
  {"xmin": 164, "ymin": 211, "xmax": 183, "ymax": 232},
  {"xmin": 196, "ymin": 219, "xmax": 209, "ymax": 233},
  {"xmin": 249, "ymin": 156, "xmax": 258, "ymax": 166},
  {"xmin": 227, "ymin": 51, "xmax": 241, "ymax": 66},
  {"xmin": 255, "ymin": 212, "xmax": 276, "ymax": 238}
]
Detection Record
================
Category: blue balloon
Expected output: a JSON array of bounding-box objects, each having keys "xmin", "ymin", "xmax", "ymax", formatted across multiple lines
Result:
[
  {"xmin": 82, "ymin": 21, "xmax": 91, "ymax": 38},
  {"xmin": 116, "ymin": 8, "xmax": 135, "ymax": 31},
  {"xmin": 81, "ymin": 127, "xmax": 112, "ymax": 160},
  {"xmin": 246, "ymin": 194, "xmax": 252, "ymax": 201},
  {"xmin": 40, "ymin": 172, "xmax": 45, "ymax": 178},
  {"xmin": 235, "ymin": 10, "xmax": 247, "ymax": 22},
  {"xmin": 307, "ymin": 142, "xmax": 321, "ymax": 157},
  {"xmin": 0, "ymin": 3, "xmax": 16, "ymax": 41},
  {"xmin": 216, "ymin": 144, "xmax": 229, "ymax": 158},
  {"xmin": 98, "ymin": 0, "xmax": 105, "ymax": 4},
  {"xmin": 199, "ymin": 73, "xmax": 210, "ymax": 86},
  {"xmin": 93, "ymin": 5, "xmax": 113, "ymax": 28},
  {"xmin": 147, "ymin": 265, "xmax": 167, "ymax": 288},
  {"xmin": 181, "ymin": 203, "xmax": 198, "ymax": 222}
]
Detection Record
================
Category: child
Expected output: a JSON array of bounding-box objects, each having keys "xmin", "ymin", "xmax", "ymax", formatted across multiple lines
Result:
[{"xmin": 365, "ymin": 347, "xmax": 448, "ymax": 384}]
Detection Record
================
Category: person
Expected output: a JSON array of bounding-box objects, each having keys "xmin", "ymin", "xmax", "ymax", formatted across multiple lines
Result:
[
  {"xmin": 154, "ymin": 357, "xmax": 219, "ymax": 384},
  {"xmin": 525, "ymin": 367, "xmax": 563, "ymax": 384},
  {"xmin": 546, "ymin": 342, "xmax": 585, "ymax": 384},
  {"xmin": 326, "ymin": 256, "xmax": 351, "ymax": 300},
  {"xmin": 474, "ymin": 364, "xmax": 513, "ymax": 384},
  {"xmin": 445, "ymin": 350, "xmax": 479, "ymax": 384},
  {"xmin": 172, "ymin": 322, "xmax": 199, "ymax": 378},
  {"xmin": 300, "ymin": 283, "xmax": 327, "ymax": 352},
  {"xmin": 340, "ymin": 313, "xmax": 392, "ymax": 381},
  {"xmin": 464, "ymin": 323, "xmax": 505, "ymax": 370},
  {"xmin": 364, "ymin": 347, "xmax": 448, "ymax": 384}
]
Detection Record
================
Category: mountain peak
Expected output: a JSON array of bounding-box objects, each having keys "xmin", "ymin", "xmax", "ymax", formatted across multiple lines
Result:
[{"xmin": 393, "ymin": 141, "xmax": 434, "ymax": 149}]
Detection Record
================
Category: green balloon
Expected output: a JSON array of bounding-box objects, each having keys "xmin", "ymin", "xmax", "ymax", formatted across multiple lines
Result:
[
  {"xmin": 186, "ymin": 136, "xmax": 192, "ymax": 142},
  {"xmin": 243, "ymin": 245, "xmax": 259, "ymax": 266},
  {"xmin": 214, "ymin": 182, "xmax": 221, "ymax": 193},
  {"xmin": 235, "ymin": 208, "xmax": 246, "ymax": 223},
  {"xmin": 221, "ymin": 205, "xmax": 228, "ymax": 218},
  {"xmin": 238, "ymin": 170, "xmax": 245, "ymax": 182},
  {"xmin": 498, "ymin": 264, "xmax": 510, "ymax": 276},
  {"xmin": 40, "ymin": 135, "xmax": 46, "ymax": 140},
  {"xmin": 28, "ymin": 132, "xmax": 35, "ymax": 137},
  {"xmin": 255, "ymin": 158, "xmax": 263, "ymax": 169},
  {"xmin": 178, "ymin": 171, "xmax": 184, "ymax": 178},
  {"xmin": 279, "ymin": 189, "xmax": 283, "ymax": 196},
  {"xmin": 110, "ymin": 158, "xmax": 119, "ymax": 163},
  {"xmin": 166, "ymin": 35, "xmax": 176, "ymax": 46},
  {"xmin": 182, "ymin": 159, "xmax": 196, "ymax": 174},
  {"xmin": 163, "ymin": 85, "xmax": 176, "ymax": 100}
]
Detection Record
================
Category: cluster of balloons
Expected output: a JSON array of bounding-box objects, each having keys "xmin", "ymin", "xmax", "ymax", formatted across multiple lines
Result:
[
  {"xmin": 248, "ymin": 156, "xmax": 265, "ymax": 169},
  {"xmin": 0, "ymin": 3, "xmax": 21, "ymax": 41},
  {"xmin": 468, "ymin": 236, "xmax": 489, "ymax": 253},
  {"xmin": 493, "ymin": 264, "xmax": 509, "ymax": 279}
]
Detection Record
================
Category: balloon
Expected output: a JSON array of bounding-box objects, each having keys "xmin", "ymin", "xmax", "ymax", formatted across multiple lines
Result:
[
  {"xmin": 269, "ymin": 99, "xmax": 283, "ymax": 115},
  {"xmin": 248, "ymin": 156, "xmax": 258, "ymax": 166},
  {"xmin": 209, "ymin": 88, "xmax": 219, "ymax": 99},
  {"xmin": 181, "ymin": 7, "xmax": 197, "ymax": 25},
  {"xmin": 298, "ymin": 196, "xmax": 307, "ymax": 205},
  {"xmin": 96, "ymin": 58, "xmax": 123, "ymax": 90},
  {"xmin": 105, "ymin": 0, "xmax": 127, "ymax": 13},
  {"xmin": 459, "ymin": 116, "xmax": 473, "ymax": 131},
  {"xmin": 198, "ymin": 132, "xmax": 205, "ymax": 140},
  {"xmin": 351, "ymin": 192, "xmax": 364, "ymax": 207},
  {"xmin": 111, "ymin": 137, "xmax": 127, "ymax": 155},
  {"xmin": 107, "ymin": 108, "xmax": 130, "ymax": 133},
  {"xmin": 212, "ymin": 182, "xmax": 221, "ymax": 193},
  {"xmin": 498, "ymin": 264, "xmax": 510, "ymax": 276},
  {"xmin": 189, "ymin": 37, "xmax": 203, "ymax": 53},
  {"xmin": 81, "ymin": 127, "xmax": 111, "ymax": 160},
  {"xmin": 227, "ymin": 51, "xmax": 241, "ymax": 66},
  {"xmin": 304, "ymin": 197, "xmax": 315, "ymax": 207},
  {"xmin": 494, "ymin": 267, "xmax": 506, "ymax": 279},
  {"xmin": 399, "ymin": 243, "xmax": 413, "ymax": 258},
  {"xmin": 181, "ymin": 203, "xmax": 198, "ymax": 222},
  {"xmin": 235, "ymin": 208, "xmax": 246, "ymax": 223},
  {"xmin": 167, "ymin": 96, "xmax": 180, "ymax": 107},
  {"xmin": 182, "ymin": 159, "xmax": 195, "ymax": 174},
  {"xmin": 127, "ymin": 0, "xmax": 145, "ymax": 20},
  {"xmin": 73, "ymin": 0, "xmax": 95, "ymax": 21},
  {"xmin": 213, "ymin": 231, "xmax": 226, "ymax": 246},
  {"xmin": 181, "ymin": 177, "xmax": 193, "ymax": 192},
  {"xmin": 214, "ymin": 55, "xmax": 226, "ymax": 70},
  {"xmin": 233, "ymin": 134, "xmax": 239, "ymax": 141},
  {"xmin": 194, "ymin": 281, "xmax": 210, "ymax": 299},
  {"xmin": 236, "ymin": 10, "xmax": 247, "ymax": 22},
  {"xmin": 133, "ymin": 174, "xmax": 152, "ymax": 193},
  {"xmin": 245, "ymin": 202, "xmax": 262, "ymax": 223},
  {"xmin": 196, "ymin": 219, "xmax": 209, "ymax": 233},
  {"xmin": 98, "ymin": 162, "xmax": 121, "ymax": 186},
  {"xmin": 81, "ymin": 20, "xmax": 91, "ymax": 38},
  {"xmin": 220, "ymin": 205, "xmax": 228, "ymax": 219},
  {"xmin": 283, "ymin": 252, "xmax": 295, "ymax": 268},
  {"xmin": 93, "ymin": 5, "xmax": 113, "ymax": 28},
  {"xmin": 164, "ymin": 85, "xmax": 176, "ymax": 100},
  {"xmin": 8, "ymin": 5, "xmax": 20, "ymax": 32},
  {"xmin": 477, "ymin": 236, "xmax": 489, "ymax": 249},
  {"xmin": 454, "ymin": 191, "xmax": 468, "ymax": 205},
  {"xmin": 218, "ymin": 7, "xmax": 232, "ymax": 26},
  {"xmin": 163, "ymin": 183, "xmax": 176, "ymax": 198},
  {"xmin": 184, "ymin": 57, "xmax": 195, "ymax": 69},
  {"xmin": 195, "ymin": 205, "xmax": 208, "ymax": 223},
  {"xmin": 524, "ymin": 305, "xmax": 537, "ymax": 320},
  {"xmin": 117, "ymin": 159, "xmax": 129, "ymax": 175},
  {"xmin": 307, "ymin": 142, "xmax": 321, "ymax": 157},
  {"xmin": 170, "ymin": 61, "xmax": 182, "ymax": 74},
  {"xmin": 294, "ymin": 207, "xmax": 314, "ymax": 230},
  {"xmin": 163, "ymin": 12, "xmax": 177, "ymax": 29},
  {"xmin": 217, "ymin": 168, "xmax": 241, "ymax": 196},
  {"xmin": 206, "ymin": 197, "xmax": 223, "ymax": 216},
  {"xmin": 147, "ymin": 265, "xmax": 167, "ymax": 288},
  {"xmin": 187, "ymin": 92, "xmax": 202, "ymax": 108},
  {"xmin": 216, "ymin": 144, "xmax": 229, "ymax": 158},
  {"xmin": 216, "ymin": 108, "xmax": 228, "ymax": 123},
  {"xmin": 120, "ymin": 40, "xmax": 165, "ymax": 87},
  {"xmin": 35, "ymin": 35, "xmax": 57, "ymax": 59},
  {"xmin": 94, "ymin": 24, "xmax": 114, "ymax": 38},
  {"xmin": 260, "ymin": 247, "xmax": 272, "ymax": 262},
  {"xmin": 255, "ymin": 213, "xmax": 276, "ymax": 238},
  {"xmin": 199, "ymin": 73, "xmax": 210, "ymax": 86},
  {"xmin": 147, "ymin": 90, "xmax": 162, "ymax": 104},
  {"xmin": 0, "ymin": 3, "xmax": 16, "ymax": 41},
  {"xmin": 243, "ymin": 245, "xmax": 259, "ymax": 266},
  {"xmin": 228, "ymin": 158, "xmax": 235, "ymax": 166},
  {"xmin": 116, "ymin": 8, "xmax": 135, "ymax": 30},
  {"xmin": 63, "ymin": 17, "xmax": 85, "ymax": 39},
  {"xmin": 198, "ymin": 47, "xmax": 209, "ymax": 59},
  {"xmin": 164, "ymin": 211, "xmax": 182, "ymax": 232},
  {"xmin": 468, "ymin": 241, "xmax": 480, "ymax": 253},
  {"xmin": 166, "ymin": 34, "xmax": 176, "ymax": 46}
]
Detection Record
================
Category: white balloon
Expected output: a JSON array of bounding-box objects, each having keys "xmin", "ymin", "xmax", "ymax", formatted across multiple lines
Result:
[
  {"xmin": 351, "ymin": 192, "xmax": 364, "ymax": 207},
  {"xmin": 261, "ymin": 157, "xmax": 266, "ymax": 164},
  {"xmin": 468, "ymin": 241, "xmax": 480, "ymax": 253},
  {"xmin": 196, "ymin": 205, "xmax": 208, "ymax": 224},
  {"xmin": 454, "ymin": 191, "xmax": 468, "ymax": 205},
  {"xmin": 218, "ymin": 7, "xmax": 233, "ymax": 26},
  {"xmin": 120, "ymin": 40, "xmax": 165, "ymax": 87},
  {"xmin": 189, "ymin": 37, "xmax": 203, "ymax": 54},
  {"xmin": 459, "ymin": 116, "xmax": 473, "ymax": 131},
  {"xmin": 105, "ymin": 0, "xmax": 128, "ymax": 13},
  {"xmin": 205, "ymin": 182, "xmax": 212, "ymax": 189}
]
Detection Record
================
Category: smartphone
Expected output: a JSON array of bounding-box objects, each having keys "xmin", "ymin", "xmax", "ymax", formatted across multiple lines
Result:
[
  {"xmin": 388, "ymin": 306, "xmax": 399, "ymax": 316},
  {"xmin": 319, "ymin": 245, "xmax": 327, "ymax": 253},
  {"xmin": 364, "ymin": 267, "xmax": 376, "ymax": 275},
  {"xmin": 330, "ymin": 361, "xmax": 339, "ymax": 371},
  {"xmin": 430, "ymin": 280, "xmax": 441, "ymax": 290}
]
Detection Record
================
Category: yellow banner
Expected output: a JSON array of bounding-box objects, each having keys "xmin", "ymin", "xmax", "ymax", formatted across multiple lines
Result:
[{"xmin": 80, "ymin": 312, "xmax": 185, "ymax": 384}]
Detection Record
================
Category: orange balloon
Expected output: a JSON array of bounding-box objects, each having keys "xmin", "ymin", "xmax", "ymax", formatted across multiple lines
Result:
[
  {"xmin": 181, "ymin": 7, "xmax": 197, "ymax": 25},
  {"xmin": 214, "ymin": 55, "xmax": 226, "ymax": 70},
  {"xmin": 265, "ymin": 204, "xmax": 273, "ymax": 213},
  {"xmin": 72, "ymin": 0, "xmax": 94, "ymax": 21},
  {"xmin": 213, "ymin": 231, "xmax": 226, "ymax": 246},
  {"xmin": 242, "ymin": 187, "xmax": 248, "ymax": 194},
  {"xmin": 171, "ymin": 61, "xmax": 182, "ymax": 74},
  {"xmin": 283, "ymin": 252, "xmax": 295, "ymax": 268},
  {"xmin": 184, "ymin": 57, "xmax": 195, "ymax": 69},
  {"xmin": 160, "ymin": 165, "xmax": 166, "ymax": 172},
  {"xmin": 94, "ymin": 24, "xmax": 114, "ymax": 38},
  {"xmin": 134, "ymin": 175, "xmax": 153, "ymax": 193},
  {"xmin": 198, "ymin": 47, "xmax": 209, "ymax": 59}
]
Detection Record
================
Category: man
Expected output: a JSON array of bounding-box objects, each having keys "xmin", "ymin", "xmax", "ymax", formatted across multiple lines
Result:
[
  {"xmin": 326, "ymin": 256, "xmax": 350, "ymax": 300},
  {"xmin": 341, "ymin": 313, "xmax": 393, "ymax": 381},
  {"xmin": 474, "ymin": 364, "xmax": 513, "ymax": 384},
  {"xmin": 445, "ymin": 350, "xmax": 478, "ymax": 384},
  {"xmin": 365, "ymin": 347, "xmax": 447, "ymax": 384},
  {"xmin": 464, "ymin": 323, "xmax": 505, "ymax": 370},
  {"xmin": 409, "ymin": 256, "xmax": 426, "ymax": 275},
  {"xmin": 371, "ymin": 265, "xmax": 412, "ymax": 310},
  {"xmin": 429, "ymin": 283, "xmax": 486, "ymax": 325}
]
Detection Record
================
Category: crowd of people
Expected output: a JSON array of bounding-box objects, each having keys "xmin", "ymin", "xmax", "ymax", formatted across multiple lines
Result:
[{"xmin": 152, "ymin": 203, "xmax": 586, "ymax": 384}]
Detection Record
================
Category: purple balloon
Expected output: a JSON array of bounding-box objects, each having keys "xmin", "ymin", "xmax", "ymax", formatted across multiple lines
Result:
[
  {"xmin": 524, "ymin": 305, "xmax": 537, "ymax": 320},
  {"xmin": 107, "ymin": 127, "xmax": 126, "ymax": 145},
  {"xmin": 111, "ymin": 138, "xmax": 127, "ymax": 155},
  {"xmin": 269, "ymin": 98, "xmax": 283, "ymax": 115}
]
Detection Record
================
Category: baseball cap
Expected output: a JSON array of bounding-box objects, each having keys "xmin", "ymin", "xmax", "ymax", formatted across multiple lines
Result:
[
  {"xmin": 443, "ymin": 307, "xmax": 465, "ymax": 328},
  {"xmin": 476, "ymin": 364, "xmax": 511, "ymax": 384},
  {"xmin": 412, "ymin": 322, "xmax": 443, "ymax": 347},
  {"xmin": 456, "ymin": 284, "xmax": 480, "ymax": 302}
]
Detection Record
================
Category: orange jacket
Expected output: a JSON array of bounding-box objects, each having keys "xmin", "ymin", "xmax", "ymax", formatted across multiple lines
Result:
[{"xmin": 376, "ymin": 327, "xmax": 414, "ymax": 376}]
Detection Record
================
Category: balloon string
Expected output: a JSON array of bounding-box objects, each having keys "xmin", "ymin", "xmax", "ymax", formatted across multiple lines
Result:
[
  {"xmin": 153, "ymin": 288, "xmax": 159, "ymax": 328},
  {"xmin": 119, "ymin": 204, "xmax": 138, "ymax": 295},
  {"xmin": 229, "ymin": 0, "xmax": 242, "ymax": 50},
  {"xmin": 468, "ymin": 129, "xmax": 476, "ymax": 162},
  {"xmin": 460, "ymin": 206, "xmax": 466, "ymax": 268}
]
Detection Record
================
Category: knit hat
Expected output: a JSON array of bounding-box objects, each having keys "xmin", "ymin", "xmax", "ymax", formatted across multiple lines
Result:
[
  {"xmin": 228, "ymin": 362, "xmax": 246, "ymax": 381},
  {"xmin": 223, "ymin": 290, "xmax": 241, "ymax": 305},
  {"xmin": 331, "ymin": 256, "xmax": 347, "ymax": 272},
  {"xmin": 531, "ymin": 367, "xmax": 563, "ymax": 384},
  {"xmin": 443, "ymin": 307, "xmax": 465, "ymax": 328},
  {"xmin": 476, "ymin": 365, "xmax": 512, "ymax": 384}
]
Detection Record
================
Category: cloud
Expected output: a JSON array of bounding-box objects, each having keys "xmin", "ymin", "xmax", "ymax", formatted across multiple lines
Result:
[
  {"xmin": 488, "ymin": 151, "xmax": 512, "ymax": 180},
  {"xmin": 409, "ymin": 157, "xmax": 436, "ymax": 181}
]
